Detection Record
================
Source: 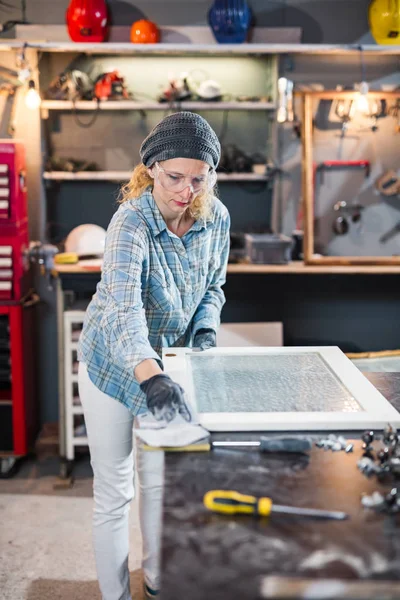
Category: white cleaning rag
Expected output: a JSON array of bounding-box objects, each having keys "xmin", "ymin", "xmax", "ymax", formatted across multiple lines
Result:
[{"xmin": 134, "ymin": 406, "xmax": 209, "ymax": 448}]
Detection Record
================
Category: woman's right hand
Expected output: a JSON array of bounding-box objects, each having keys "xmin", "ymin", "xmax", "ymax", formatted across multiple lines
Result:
[{"xmin": 140, "ymin": 373, "xmax": 192, "ymax": 423}]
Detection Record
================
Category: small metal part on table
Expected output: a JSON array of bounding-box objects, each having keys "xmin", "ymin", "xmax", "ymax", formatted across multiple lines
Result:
[
  {"xmin": 361, "ymin": 487, "xmax": 400, "ymax": 514},
  {"xmin": 357, "ymin": 456, "xmax": 382, "ymax": 477},
  {"xmin": 383, "ymin": 423, "xmax": 398, "ymax": 445},
  {"xmin": 315, "ymin": 434, "xmax": 351, "ymax": 452},
  {"xmin": 357, "ymin": 426, "xmax": 400, "ymax": 480}
]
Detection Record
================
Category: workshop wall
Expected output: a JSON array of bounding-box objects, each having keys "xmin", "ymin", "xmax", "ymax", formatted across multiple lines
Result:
[
  {"xmin": 0, "ymin": 0, "xmax": 398, "ymax": 426},
  {"xmin": 0, "ymin": 0, "xmax": 372, "ymax": 44}
]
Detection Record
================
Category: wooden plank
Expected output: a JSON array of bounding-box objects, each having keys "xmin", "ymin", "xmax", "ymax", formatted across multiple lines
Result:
[
  {"xmin": 14, "ymin": 25, "xmax": 302, "ymax": 45},
  {"xmin": 308, "ymin": 255, "xmax": 400, "ymax": 266},
  {"xmin": 40, "ymin": 100, "xmax": 276, "ymax": 111},
  {"xmin": 43, "ymin": 171, "xmax": 131, "ymax": 181},
  {"xmin": 23, "ymin": 42, "xmax": 400, "ymax": 55},
  {"xmin": 296, "ymin": 90, "xmax": 400, "ymax": 99},
  {"xmin": 54, "ymin": 262, "xmax": 400, "ymax": 275},
  {"xmin": 301, "ymin": 93, "xmax": 314, "ymax": 263}
]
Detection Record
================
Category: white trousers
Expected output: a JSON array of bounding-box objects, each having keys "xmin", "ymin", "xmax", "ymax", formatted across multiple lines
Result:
[{"xmin": 78, "ymin": 362, "xmax": 164, "ymax": 600}]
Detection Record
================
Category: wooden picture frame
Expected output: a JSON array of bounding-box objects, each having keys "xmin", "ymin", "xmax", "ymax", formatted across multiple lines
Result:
[
  {"xmin": 163, "ymin": 346, "xmax": 400, "ymax": 431},
  {"xmin": 300, "ymin": 90, "xmax": 400, "ymax": 266}
]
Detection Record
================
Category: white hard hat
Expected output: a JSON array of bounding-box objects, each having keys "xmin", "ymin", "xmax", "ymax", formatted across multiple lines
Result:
[
  {"xmin": 197, "ymin": 79, "xmax": 222, "ymax": 100},
  {"xmin": 65, "ymin": 224, "xmax": 106, "ymax": 256}
]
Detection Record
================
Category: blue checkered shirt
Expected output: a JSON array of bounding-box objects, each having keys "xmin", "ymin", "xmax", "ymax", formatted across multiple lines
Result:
[{"xmin": 78, "ymin": 190, "xmax": 230, "ymax": 414}]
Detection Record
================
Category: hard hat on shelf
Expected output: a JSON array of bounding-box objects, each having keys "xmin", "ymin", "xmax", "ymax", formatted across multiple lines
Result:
[
  {"xmin": 368, "ymin": 0, "xmax": 400, "ymax": 44},
  {"xmin": 130, "ymin": 19, "xmax": 160, "ymax": 43},
  {"xmin": 64, "ymin": 224, "xmax": 107, "ymax": 257}
]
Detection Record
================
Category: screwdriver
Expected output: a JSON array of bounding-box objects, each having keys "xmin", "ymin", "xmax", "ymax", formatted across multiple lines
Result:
[
  {"xmin": 143, "ymin": 436, "xmax": 313, "ymax": 453},
  {"xmin": 204, "ymin": 490, "xmax": 348, "ymax": 520},
  {"xmin": 211, "ymin": 436, "xmax": 312, "ymax": 454}
]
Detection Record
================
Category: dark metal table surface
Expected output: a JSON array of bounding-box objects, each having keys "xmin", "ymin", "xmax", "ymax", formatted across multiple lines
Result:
[{"xmin": 160, "ymin": 373, "xmax": 400, "ymax": 600}]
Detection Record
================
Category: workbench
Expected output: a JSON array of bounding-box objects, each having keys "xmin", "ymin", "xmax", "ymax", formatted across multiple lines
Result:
[
  {"xmin": 55, "ymin": 262, "xmax": 400, "ymax": 353},
  {"xmin": 160, "ymin": 373, "xmax": 400, "ymax": 600}
]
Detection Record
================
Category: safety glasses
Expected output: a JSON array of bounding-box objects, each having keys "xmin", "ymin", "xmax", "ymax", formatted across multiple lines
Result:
[{"xmin": 154, "ymin": 162, "xmax": 217, "ymax": 194}]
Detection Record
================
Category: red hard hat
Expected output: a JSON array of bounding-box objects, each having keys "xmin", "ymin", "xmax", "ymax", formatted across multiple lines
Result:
[{"xmin": 66, "ymin": 0, "xmax": 109, "ymax": 43}]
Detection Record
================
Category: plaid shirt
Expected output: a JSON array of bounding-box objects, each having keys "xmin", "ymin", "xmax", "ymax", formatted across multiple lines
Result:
[{"xmin": 78, "ymin": 190, "xmax": 230, "ymax": 414}]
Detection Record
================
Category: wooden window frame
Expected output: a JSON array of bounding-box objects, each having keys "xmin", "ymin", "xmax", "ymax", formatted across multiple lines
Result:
[{"xmin": 163, "ymin": 347, "xmax": 400, "ymax": 431}]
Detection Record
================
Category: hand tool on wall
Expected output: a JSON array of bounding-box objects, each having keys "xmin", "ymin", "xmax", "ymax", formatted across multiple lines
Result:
[
  {"xmin": 375, "ymin": 169, "xmax": 400, "ymax": 196},
  {"xmin": 143, "ymin": 435, "xmax": 313, "ymax": 454},
  {"xmin": 203, "ymin": 489, "xmax": 348, "ymax": 520},
  {"xmin": 295, "ymin": 160, "xmax": 370, "ymax": 231},
  {"xmin": 332, "ymin": 200, "xmax": 364, "ymax": 235},
  {"xmin": 315, "ymin": 161, "xmax": 369, "ymax": 237},
  {"xmin": 379, "ymin": 220, "xmax": 400, "ymax": 243},
  {"xmin": 315, "ymin": 160, "xmax": 371, "ymax": 183}
]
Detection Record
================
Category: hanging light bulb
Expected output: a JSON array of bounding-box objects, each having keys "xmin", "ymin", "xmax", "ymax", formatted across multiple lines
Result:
[
  {"xmin": 355, "ymin": 80, "xmax": 370, "ymax": 115},
  {"xmin": 354, "ymin": 46, "xmax": 370, "ymax": 115},
  {"xmin": 25, "ymin": 79, "xmax": 41, "ymax": 110}
]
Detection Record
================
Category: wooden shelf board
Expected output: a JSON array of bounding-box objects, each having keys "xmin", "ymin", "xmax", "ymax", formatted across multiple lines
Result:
[
  {"xmin": 43, "ymin": 171, "xmax": 269, "ymax": 182},
  {"xmin": 55, "ymin": 261, "xmax": 400, "ymax": 275},
  {"xmin": 41, "ymin": 100, "xmax": 276, "ymax": 111},
  {"xmin": 16, "ymin": 42, "xmax": 400, "ymax": 56}
]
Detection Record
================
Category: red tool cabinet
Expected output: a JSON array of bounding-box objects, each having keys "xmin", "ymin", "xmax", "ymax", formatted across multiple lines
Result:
[
  {"xmin": 0, "ymin": 303, "xmax": 37, "ymax": 457},
  {"xmin": 0, "ymin": 140, "xmax": 38, "ymax": 473}
]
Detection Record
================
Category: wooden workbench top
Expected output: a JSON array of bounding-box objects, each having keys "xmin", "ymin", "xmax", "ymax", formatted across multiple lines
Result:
[
  {"xmin": 160, "ymin": 373, "xmax": 400, "ymax": 600},
  {"xmin": 54, "ymin": 261, "xmax": 400, "ymax": 275}
]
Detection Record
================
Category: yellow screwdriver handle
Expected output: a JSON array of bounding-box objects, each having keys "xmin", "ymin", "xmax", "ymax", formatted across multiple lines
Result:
[
  {"xmin": 54, "ymin": 252, "xmax": 79, "ymax": 264},
  {"xmin": 203, "ymin": 490, "xmax": 273, "ymax": 517}
]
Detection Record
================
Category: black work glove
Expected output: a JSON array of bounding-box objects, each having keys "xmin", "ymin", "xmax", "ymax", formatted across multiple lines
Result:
[
  {"xmin": 193, "ymin": 328, "xmax": 217, "ymax": 351},
  {"xmin": 140, "ymin": 373, "xmax": 191, "ymax": 423}
]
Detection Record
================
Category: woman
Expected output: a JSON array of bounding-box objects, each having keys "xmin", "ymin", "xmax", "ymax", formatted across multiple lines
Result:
[{"xmin": 77, "ymin": 111, "xmax": 230, "ymax": 599}]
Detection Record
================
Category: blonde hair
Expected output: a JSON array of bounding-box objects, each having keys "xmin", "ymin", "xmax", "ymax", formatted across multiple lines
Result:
[{"xmin": 118, "ymin": 163, "xmax": 216, "ymax": 221}]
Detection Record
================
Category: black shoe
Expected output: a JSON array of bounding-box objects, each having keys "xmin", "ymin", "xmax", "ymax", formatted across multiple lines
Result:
[{"xmin": 144, "ymin": 582, "xmax": 159, "ymax": 598}]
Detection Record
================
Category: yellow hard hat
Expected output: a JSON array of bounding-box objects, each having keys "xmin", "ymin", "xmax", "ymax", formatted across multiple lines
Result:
[{"xmin": 368, "ymin": 0, "xmax": 400, "ymax": 45}]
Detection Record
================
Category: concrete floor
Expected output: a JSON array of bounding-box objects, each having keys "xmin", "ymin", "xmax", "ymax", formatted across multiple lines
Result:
[{"xmin": 0, "ymin": 453, "xmax": 144, "ymax": 600}]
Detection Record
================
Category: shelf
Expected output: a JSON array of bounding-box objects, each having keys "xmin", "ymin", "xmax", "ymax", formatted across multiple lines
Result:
[
  {"xmin": 55, "ymin": 261, "xmax": 400, "ymax": 275},
  {"xmin": 72, "ymin": 406, "xmax": 83, "ymax": 415},
  {"xmin": 3, "ymin": 41, "xmax": 398, "ymax": 56},
  {"xmin": 41, "ymin": 100, "xmax": 276, "ymax": 111},
  {"xmin": 43, "ymin": 171, "xmax": 269, "ymax": 182},
  {"xmin": 228, "ymin": 263, "xmax": 400, "ymax": 274},
  {"xmin": 73, "ymin": 436, "xmax": 88, "ymax": 445}
]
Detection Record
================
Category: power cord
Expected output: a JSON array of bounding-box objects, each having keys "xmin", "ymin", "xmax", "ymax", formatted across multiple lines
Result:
[{"xmin": 72, "ymin": 97, "xmax": 100, "ymax": 128}]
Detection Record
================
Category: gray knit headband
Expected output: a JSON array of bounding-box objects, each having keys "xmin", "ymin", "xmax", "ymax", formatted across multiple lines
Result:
[{"xmin": 139, "ymin": 111, "xmax": 221, "ymax": 170}]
